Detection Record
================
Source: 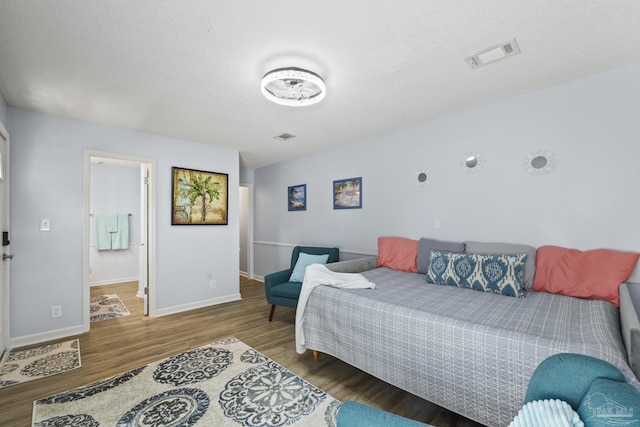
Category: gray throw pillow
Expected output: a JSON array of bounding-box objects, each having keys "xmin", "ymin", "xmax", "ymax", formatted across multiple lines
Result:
[
  {"xmin": 465, "ymin": 241, "xmax": 537, "ymax": 289},
  {"xmin": 417, "ymin": 238, "xmax": 465, "ymax": 274}
]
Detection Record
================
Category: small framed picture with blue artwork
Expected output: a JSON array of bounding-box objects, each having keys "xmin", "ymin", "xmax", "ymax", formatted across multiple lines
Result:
[
  {"xmin": 288, "ymin": 184, "xmax": 307, "ymax": 211},
  {"xmin": 333, "ymin": 177, "xmax": 362, "ymax": 209}
]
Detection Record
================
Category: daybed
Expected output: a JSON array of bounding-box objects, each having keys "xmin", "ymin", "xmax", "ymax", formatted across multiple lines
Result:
[{"xmin": 296, "ymin": 238, "xmax": 640, "ymax": 427}]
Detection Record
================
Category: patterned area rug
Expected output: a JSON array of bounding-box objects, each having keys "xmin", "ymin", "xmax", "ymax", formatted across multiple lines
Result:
[
  {"xmin": 32, "ymin": 337, "xmax": 340, "ymax": 426},
  {"xmin": 90, "ymin": 293, "xmax": 130, "ymax": 322},
  {"xmin": 0, "ymin": 339, "xmax": 81, "ymax": 389}
]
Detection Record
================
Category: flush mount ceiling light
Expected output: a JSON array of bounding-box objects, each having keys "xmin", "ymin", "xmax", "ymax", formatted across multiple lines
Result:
[
  {"xmin": 466, "ymin": 39, "xmax": 521, "ymax": 69},
  {"xmin": 261, "ymin": 68, "xmax": 326, "ymax": 107}
]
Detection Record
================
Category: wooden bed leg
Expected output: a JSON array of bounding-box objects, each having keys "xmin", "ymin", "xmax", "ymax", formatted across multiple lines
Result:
[
  {"xmin": 268, "ymin": 305, "xmax": 275, "ymax": 322},
  {"xmin": 313, "ymin": 350, "xmax": 319, "ymax": 360}
]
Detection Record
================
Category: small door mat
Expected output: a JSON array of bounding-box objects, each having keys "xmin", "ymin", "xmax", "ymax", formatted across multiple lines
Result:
[
  {"xmin": 0, "ymin": 339, "xmax": 81, "ymax": 389},
  {"xmin": 90, "ymin": 293, "xmax": 130, "ymax": 322}
]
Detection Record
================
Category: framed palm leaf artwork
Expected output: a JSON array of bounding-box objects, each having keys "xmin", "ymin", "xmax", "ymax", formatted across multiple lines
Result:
[{"xmin": 171, "ymin": 167, "xmax": 228, "ymax": 225}]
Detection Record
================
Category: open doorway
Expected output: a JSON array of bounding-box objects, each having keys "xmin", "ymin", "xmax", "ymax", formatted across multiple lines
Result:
[
  {"xmin": 239, "ymin": 184, "xmax": 253, "ymax": 279},
  {"xmin": 83, "ymin": 150, "xmax": 156, "ymax": 331}
]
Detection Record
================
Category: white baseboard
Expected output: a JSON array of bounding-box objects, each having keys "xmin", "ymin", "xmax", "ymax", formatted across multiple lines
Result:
[
  {"xmin": 10, "ymin": 293, "xmax": 242, "ymax": 349},
  {"xmin": 240, "ymin": 272, "xmax": 259, "ymax": 281},
  {"xmin": 11, "ymin": 324, "xmax": 87, "ymax": 350},
  {"xmin": 240, "ymin": 270, "xmax": 263, "ymax": 282},
  {"xmin": 155, "ymin": 293, "xmax": 242, "ymax": 317},
  {"xmin": 90, "ymin": 277, "xmax": 139, "ymax": 287}
]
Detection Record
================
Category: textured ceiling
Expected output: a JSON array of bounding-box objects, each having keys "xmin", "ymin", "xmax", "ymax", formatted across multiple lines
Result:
[{"xmin": 0, "ymin": 1, "xmax": 639, "ymax": 169}]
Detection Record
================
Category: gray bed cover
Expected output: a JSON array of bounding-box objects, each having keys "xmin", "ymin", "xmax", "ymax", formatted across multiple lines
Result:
[{"xmin": 303, "ymin": 267, "xmax": 638, "ymax": 426}]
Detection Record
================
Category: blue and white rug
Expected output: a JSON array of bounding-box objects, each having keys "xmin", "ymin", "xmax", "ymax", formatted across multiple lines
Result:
[
  {"xmin": 90, "ymin": 293, "xmax": 130, "ymax": 322},
  {"xmin": 32, "ymin": 337, "xmax": 340, "ymax": 426},
  {"xmin": 0, "ymin": 339, "xmax": 81, "ymax": 389}
]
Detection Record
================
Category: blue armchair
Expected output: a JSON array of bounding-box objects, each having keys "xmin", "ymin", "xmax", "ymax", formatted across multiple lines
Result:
[
  {"xmin": 336, "ymin": 353, "xmax": 640, "ymax": 426},
  {"xmin": 264, "ymin": 246, "xmax": 339, "ymax": 321}
]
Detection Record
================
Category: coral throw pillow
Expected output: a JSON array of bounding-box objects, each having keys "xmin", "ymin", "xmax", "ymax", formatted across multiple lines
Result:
[
  {"xmin": 378, "ymin": 237, "xmax": 419, "ymax": 273},
  {"xmin": 533, "ymin": 245, "xmax": 640, "ymax": 306}
]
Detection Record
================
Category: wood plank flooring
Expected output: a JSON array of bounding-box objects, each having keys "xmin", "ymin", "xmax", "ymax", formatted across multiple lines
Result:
[{"xmin": 0, "ymin": 277, "xmax": 484, "ymax": 426}]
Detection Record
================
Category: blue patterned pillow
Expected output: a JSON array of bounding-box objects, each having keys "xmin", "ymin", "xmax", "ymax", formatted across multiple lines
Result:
[{"xmin": 425, "ymin": 250, "xmax": 527, "ymax": 298}]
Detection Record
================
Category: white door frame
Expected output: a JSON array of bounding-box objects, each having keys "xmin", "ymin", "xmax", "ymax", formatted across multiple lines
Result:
[
  {"xmin": 0, "ymin": 122, "xmax": 10, "ymax": 354},
  {"xmin": 82, "ymin": 149, "xmax": 157, "ymax": 331},
  {"xmin": 139, "ymin": 163, "xmax": 149, "ymax": 315},
  {"xmin": 239, "ymin": 183, "xmax": 254, "ymax": 279}
]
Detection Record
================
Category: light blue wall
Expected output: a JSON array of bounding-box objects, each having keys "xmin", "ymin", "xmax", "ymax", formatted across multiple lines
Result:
[
  {"xmin": 88, "ymin": 163, "xmax": 141, "ymax": 285},
  {"xmin": 90, "ymin": 163, "xmax": 141, "ymax": 245},
  {"xmin": 254, "ymin": 61, "xmax": 640, "ymax": 279},
  {"xmin": 8, "ymin": 108, "xmax": 240, "ymax": 341},
  {"xmin": 240, "ymin": 167, "xmax": 254, "ymax": 185}
]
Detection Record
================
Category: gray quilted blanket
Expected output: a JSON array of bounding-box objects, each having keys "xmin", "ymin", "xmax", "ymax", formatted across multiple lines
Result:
[{"xmin": 302, "ymin": 267, "xmax": 637, "ymax": 426}]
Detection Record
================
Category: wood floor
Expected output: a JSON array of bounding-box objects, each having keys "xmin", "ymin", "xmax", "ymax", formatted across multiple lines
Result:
[{"xmin": 0, "ymin": 277, "xmax": 484, "ymax": 427}]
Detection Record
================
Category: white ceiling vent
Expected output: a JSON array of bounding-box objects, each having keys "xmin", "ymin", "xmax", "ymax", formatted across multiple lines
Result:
[
  {"xmin": 466, "ymin": 39, "xmax": 521, "ymax": 69},
  {"xmin": 274, "ymin": 133, "xmax": 297, "ymax": 141}
]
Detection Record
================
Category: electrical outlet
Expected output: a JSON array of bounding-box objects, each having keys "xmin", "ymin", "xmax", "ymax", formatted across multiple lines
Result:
[
  {"xmin": 209, "ymin": 280, "xmax": 216, "ymax": 289},
  {"xmin": 51, "ymin": 305, "xmax": 62, "ymax": 318}
]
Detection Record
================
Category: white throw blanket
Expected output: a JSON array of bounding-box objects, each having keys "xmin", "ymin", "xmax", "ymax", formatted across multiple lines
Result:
[{"xmin": 295, "ymin": 263, "xmax": 376, "ymax": 354}]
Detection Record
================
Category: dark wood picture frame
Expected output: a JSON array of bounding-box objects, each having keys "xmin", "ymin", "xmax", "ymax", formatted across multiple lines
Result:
[{"xmin": 171, "ymin": 166, "xmax": 228, "ymax": 225}]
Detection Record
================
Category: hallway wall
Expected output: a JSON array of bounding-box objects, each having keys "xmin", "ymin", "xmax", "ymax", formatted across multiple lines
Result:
[{"xmin": 8, "ymin": 108, "xmax": 240, "ymax": 344}]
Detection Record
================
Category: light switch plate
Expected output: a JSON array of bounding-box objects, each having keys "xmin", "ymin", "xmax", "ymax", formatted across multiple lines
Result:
[{"xmin": 40, "ymin": 219, "xmax": 51, "ymax": 231}]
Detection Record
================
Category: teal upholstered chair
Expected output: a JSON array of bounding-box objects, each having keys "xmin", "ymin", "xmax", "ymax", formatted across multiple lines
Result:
[
  {"xmin": 336, "ymin": 401, "xmax": 428, "ymax": 427},
  {"xmin": 264, "ymin": 246, "xmax": 339, "ymax": 321},
  {"xmin": 523, "ymin": 353, "xmax": 640, "ymax": 426},
  {"xmin": 336, "ymin": 353, "xmax": 640, "ymax": 426}
]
